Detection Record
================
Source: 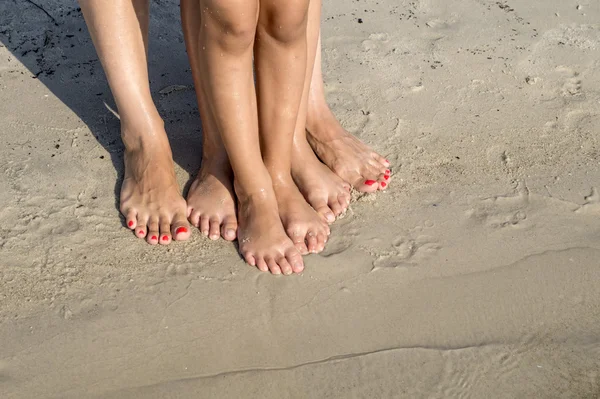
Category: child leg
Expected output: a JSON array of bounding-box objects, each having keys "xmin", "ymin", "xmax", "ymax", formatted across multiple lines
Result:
[
  {"xmin": 290, "ymin": 0, "xmax": 353, "ymax": 222},
  {"xmin": 198, "ymin": 0, "xmax": 304, "ymax": 274},
  {"xmin": 180, "ymin": 0, "xmax": 237, "ymax": 242},
  {"xmin": 79, "ymin": 0, "xmax": 190, "ymax": 244},
  {"xmin": 255, "ymin": 0, "xmax": 331, "ymax": 255}
]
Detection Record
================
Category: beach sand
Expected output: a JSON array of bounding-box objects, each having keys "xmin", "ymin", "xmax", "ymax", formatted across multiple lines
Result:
[{"xmin": 1, "ymin": 0, "xmax": 599, "ymax": 397}]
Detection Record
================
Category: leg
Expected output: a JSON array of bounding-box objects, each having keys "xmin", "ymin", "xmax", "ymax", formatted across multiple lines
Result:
[
  {"xmin": 290, "ymin": 0, "xmax": 352, "ymax": 223},
  {"xmin": 79, "ymin": 0, "xmax": 190, "ymax": 244},
  {"xmin": 199, "ymin": 0, "xmax": 304, "ymax": 274},
  {"xmin": 306, "ymin": 32, "xmax": 391, "ymax": 192},
  {"xmin": 255, "ymin": 0, "xmax": 330, "ymax": 255},
  {"xmin": 181, "ymin": 0, "xmax": 237, "ymax": 242}
]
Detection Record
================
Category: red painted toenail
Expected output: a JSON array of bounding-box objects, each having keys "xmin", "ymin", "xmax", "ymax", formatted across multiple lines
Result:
[
  {"xmin": 151, "ymin": 236, "xmax": 157, "ymax": 240},
  {"xmin": 385, "ymin": 169, "xmax": 390, "ymax": 174},
  {"xmin": 365, "ymin": 180, "xmax": 376, "ymax": 186},
  {"xmin": 162, "ymin": 235, "xmax": 168, "ymax": 241},
  {"xmin": 138, "ymin": 230, "xmax": 144, "ymax": 235},
  {"xmin": 384, "ymin": 175, "xmax": 390, "ymax": 180},
  {"xmin": 128, "ymin": 221, "xmax": 134, "ymax": 227},
  {"xmin": 176, "ymin": 227, "xmax": 188, "ymax": 235},
  {"xmin": 381, "ymin": 182, "xmax": 387, "ymax": 188}
]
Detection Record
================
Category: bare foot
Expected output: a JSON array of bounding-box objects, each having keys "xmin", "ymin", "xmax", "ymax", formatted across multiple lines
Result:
[
  {"xmin": 120, "ymin": 126, "xmax": 191, "ymax": 245},
  {"xmin": 187, "ymin": 157, "xmax": 237, "ymax": 241},
  {"xmin": 237, "ymin": 186, "xmax": 305, "ymax": 275},
  {"xmin": 273, "ymin": 178, "xmax": 331, "ymax": 255},
  {"xmin": 292, "ymin": 138, "xmax": 351, "ymax": 223},
  {"xmin": 306, "ymin": 106, "xmax": 391, "ymax": 192}
]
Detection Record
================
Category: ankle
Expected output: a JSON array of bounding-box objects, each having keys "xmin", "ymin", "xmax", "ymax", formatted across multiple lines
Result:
[{"xmin": 120, "ymin": 117, "xmax": 168, "ymax": 152}]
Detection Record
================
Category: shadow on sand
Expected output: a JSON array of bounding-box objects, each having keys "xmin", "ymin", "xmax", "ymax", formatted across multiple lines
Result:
[{"xmin": 0, "ymin": 0, "xmax": 203, "ymax": 214}]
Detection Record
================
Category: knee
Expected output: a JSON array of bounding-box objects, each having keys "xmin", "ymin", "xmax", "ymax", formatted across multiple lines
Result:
[
  {"xmin": 260, "ymin": 0, "xmax": 309, "ymax": 44},
  {"xmin": 202, "ymin": 0, "xmax": 258, "ymax": 51}
]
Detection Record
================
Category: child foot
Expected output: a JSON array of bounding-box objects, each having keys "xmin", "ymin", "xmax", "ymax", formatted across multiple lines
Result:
[
  {"xmin": 306, "ymin": 106, "xmax": 391, "ymax": 192},
  {"xmin": 187, "ymin": 158, "xmax": 237, "ymax": 241},
  {"xmin": 237, "ymin": 188, "xmax": 305, "ymax": 275},
  {"xmin": 120, "ymin": 128, "xmax": 191, "ymax": 245},
  {"xmin": 292, "ymin": 139, "xmax": 351, "ymax": 223},
  {"xmin": 273, "ymin": 178, "xmax": 331, "ymax": 255}
]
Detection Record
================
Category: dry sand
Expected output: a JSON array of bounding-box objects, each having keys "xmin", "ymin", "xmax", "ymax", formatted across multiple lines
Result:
[{"xmin": 1, "ymin": 0, "xmax": 600, "ymax": 398}]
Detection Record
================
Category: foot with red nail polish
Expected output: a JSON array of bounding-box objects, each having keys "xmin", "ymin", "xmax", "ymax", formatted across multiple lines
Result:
[
  {"xmin": 120, "ymin": 121, "xmax": 191, "ymax": 245},
  {"xmin": 186, "ymin": 152, "xmax": 238, "ymax": 242},
  {"xmin": 306, "ymin": 104, "xmax": 390, "ymax": 193},
  {"xmin": 291, "ymin": 137, "xmax": 351, "ymax": 224}
]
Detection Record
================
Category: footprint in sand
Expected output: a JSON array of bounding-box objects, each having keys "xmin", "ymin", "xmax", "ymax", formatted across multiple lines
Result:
[
  {"xmin": 466, "ymin": 181, "xmax": 532, "ymax": 230},
  {"xmin": 371, "ymin": 232, "xmax": 441, "ymax": 270}
]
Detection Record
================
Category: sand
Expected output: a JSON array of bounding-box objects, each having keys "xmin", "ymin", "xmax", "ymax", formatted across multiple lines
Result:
[{"xmin": 1, "ymin": 0, "xmax": 600, "ymax": 397}]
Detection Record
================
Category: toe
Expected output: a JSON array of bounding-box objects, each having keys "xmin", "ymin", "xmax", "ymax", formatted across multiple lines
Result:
[
  {"xmin": 329, "ymin": 197, "xmax": 344, "ymax": 216},
  {"xmin": 172, "ymin": 214, "xmax": 191, "ymax": 241},
  {"xmin": 285, "ymin": 248, "xmax": 304, "ymax": 273},
  {"xmin": 135, "ymin": 214, "xmax": 148, "ymax": 239},
  {"xmin": 243, "ymin": 252, "xmax": 258, "ymax": 268},
  {"xmin": 287, "ymin": 228, "xmax": 309, "ymax": 255},
  {"xmin": 312, "ymin": 199, "xmax": 336, "ymax": 224},
  {"xmin": 347, "ymin": 171, "xmax": 378, "ymax": 193},
  {"xmin": 146, "ymin": 217, "xmax": 159, "ymax": 244},
  {"xmin": 188, "ymin": 209, "xmax": 201, "ymax": 228},
  {"xmin": 208, "ymin": 218, "xmax": 221, "ymax": 240},
  {"xmin": 338, "ymin": 192, "xmax": 351, "ymax": 209},
  {"xmin": 276, "ymin": 256, "xmax": 294, "ymax": 275},
  {"xmin": 306, "ymin": 231, "xmax": 318, "ymax": 253},
  {"xmin": 377, "ymin": 172, "xmax": 391, "ymax": 191},
  {"xmin": 221, "ymin": 215, "xmax": 238, "ymax": 241},
  {"xmin": 125, "ymin": 209, "xmax": 137, "ymax": 230},
  {"xmin": 316, "ymin": 232, "xmax": 326, "ymax": 253},
  {"xmin": 256, "ymin": 257, "xmax": 271, "ymax": 273},
  {"xmin": 372, "ymin": 152, "xmax": 390, "ymax": 167},
  {"xmin": 265, "ymin": 258, "xmax": 281, "ymax": 275},
  {"xmin": 199, "ymin": 215, "xmax": 210, "ymax": 237},
  {"xmin": 159, "ymin": 220, "xmax": 172, "ymax": 245}
]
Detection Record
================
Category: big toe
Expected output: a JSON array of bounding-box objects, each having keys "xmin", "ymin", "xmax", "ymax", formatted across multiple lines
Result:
[
  {"xmin": 311, "ymin": 199, "xmax": 336, "ymax": 224},
  {"xmin": 172, "ymin": 214, "xmax": 191, "ymax": 241},
  {"xmin": 221, "ymin": 215, "xmax": 238, "ymax": 241}
]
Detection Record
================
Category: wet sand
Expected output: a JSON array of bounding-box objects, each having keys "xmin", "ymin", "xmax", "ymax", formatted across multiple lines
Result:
[{"xmin": 1, "ymin": 0, "xmax": 599, "ymax": 397}]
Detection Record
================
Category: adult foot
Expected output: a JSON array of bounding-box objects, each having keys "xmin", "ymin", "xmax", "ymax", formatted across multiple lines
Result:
[
  {"xmin": 237, "ymin": 186, "xmax": 305, "ymax": 275},
  {"xmin": 273, "ymin": 177, "xmax": 331, "ymax": 255},
  {"xmin": 120, "ymin": 125, "xmax": 191, "ymax": 245},
  {"xmin": 187, "ymin": 157, "xmax": 237, "ymax": 241},
  {"xmin": 306, "ymin": 105, "xmax": 391, "ymax": 192},
  {"xmin": 292, "ymin": 138, "xmax": 351, "ymax": 223}
]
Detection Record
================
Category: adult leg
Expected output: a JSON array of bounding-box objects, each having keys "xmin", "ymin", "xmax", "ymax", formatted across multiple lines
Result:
[
  {"xmin": 198, "ymin": 0, "xmax": 304, "ymax": 274},
  {"xmin": 290, "ymin": 0, "xmax": 352, "ymax": 223},
  {"xmin": 181, "ymin": 0, "xmax": 237, "ymax": 242},
  {"xmin": 306, "ymin": 32, "xmax": 391, "ymax": 192},
  {"xmin": 79, "ymin": 0, "xmax": 190, "ymax": 244},
  {"xmin": 255, "ymin": 0, "xmax": 330, "ymax": 255}
]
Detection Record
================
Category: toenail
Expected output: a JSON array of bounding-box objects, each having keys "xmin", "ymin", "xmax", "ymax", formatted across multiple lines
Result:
[
  {"xmin": 162, "ymin": 235, "xmax": 168, "ymax": 241},
  {"xmin": 176, "ymin": 227, "xmax": 188, "ymax": 235},
  {"xmin": 138, "ymin": 230, "xmax": 144, "ymax": 235},
  {"xmin": 384, "ymin": 175, "xmax": 390, "ymax": 180},
  {"xmin": 365, "ymin": 180, "xmax": 376, "ymax": 186},
  {"xmin": 385, "ymin": 169, "xmax": 390, "ymax": 174},
  {"xmin": 151, "ymin": 235, "xmax": 157, "ymax": 240},
  {"xmin": 381, "ymin": 182, "xmax": 387, "ymax": 188},
  {"xmin": 128, "ymin": 221, "xmax": 134, "ymax": 227}
]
